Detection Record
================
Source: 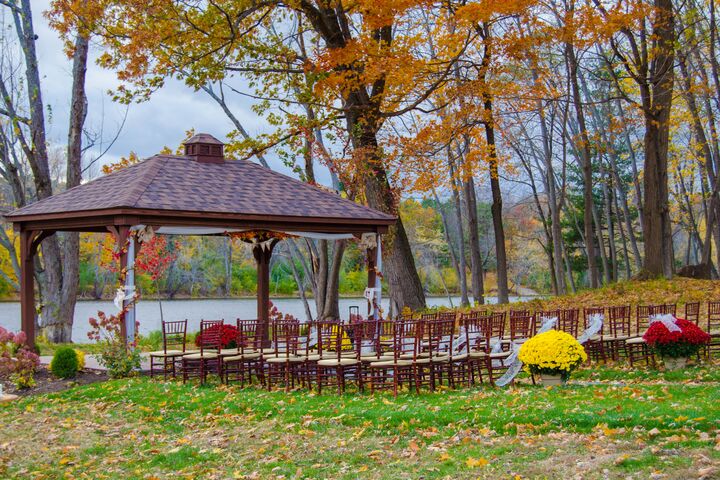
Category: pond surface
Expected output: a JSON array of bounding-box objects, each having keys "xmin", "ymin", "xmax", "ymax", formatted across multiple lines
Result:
[{"xmin": 0, "ymin": 295, "xmax": 532, "ymax": 343}]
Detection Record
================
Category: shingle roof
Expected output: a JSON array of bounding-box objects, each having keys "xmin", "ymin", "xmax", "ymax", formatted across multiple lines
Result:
[{"xmin": 6, "ymin": 155, "xmax": 395, "ymax": 224}]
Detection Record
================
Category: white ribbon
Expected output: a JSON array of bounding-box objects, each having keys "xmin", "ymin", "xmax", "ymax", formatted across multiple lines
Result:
[
  {"xmin": 495, "ymin": 316, "xmax": 557, "ymax": 387},
  {"xmin": 648, "ymin": 313, "xmax": 681, "ymax": 333},
  {"xmin": 363, "ymin": 287, "xmax": 378, "ymax": 301},
  {"xmin": 307, "ymin": 326, "xmax": 318, "ymax": 348},
  {"xmin": 113, "ymin": 286, "xmax": 136, "ymax": 311},
  {"xmin": 577, "ymin": 313, "xmax": 604, "ymax": 345}
]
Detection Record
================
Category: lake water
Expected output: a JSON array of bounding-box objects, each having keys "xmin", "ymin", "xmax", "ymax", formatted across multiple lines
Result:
[{"xmin": 0, "ymin": 295, "xmax": 532, "ymax": 343}]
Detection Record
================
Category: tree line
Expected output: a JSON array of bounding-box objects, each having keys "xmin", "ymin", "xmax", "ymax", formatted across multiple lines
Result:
[{"xmin": 0, "ymin": 0, "xmax": 718, "ymax": 341}]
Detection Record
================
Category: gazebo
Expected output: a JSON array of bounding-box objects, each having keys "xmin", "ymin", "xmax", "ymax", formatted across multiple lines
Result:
[{"xmin": 5, "ymin": 134, "xmax": 395, "ymax": 348}]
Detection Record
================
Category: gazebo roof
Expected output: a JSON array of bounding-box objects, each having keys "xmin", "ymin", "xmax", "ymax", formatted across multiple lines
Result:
[{"xmin": 6, "ymin": 135, "xmax": 395, "ymax": 235}]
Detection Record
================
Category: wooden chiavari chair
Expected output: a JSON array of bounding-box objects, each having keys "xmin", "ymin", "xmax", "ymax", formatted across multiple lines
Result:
[
  {"xmin": 315, "ymin": 321, "xmax": 361, "ymax": 394},
  {"xmin": 557, "ymin": 308, "xmax": 581, "ymax": 338},
  {"xmin": 223, "ymin": 319, "xmax": 264, "ymax": 386},
  {"xmin": 264, "ymin": 320, "xmax": 303, "ymax": 391},
  {"xmin": 582, "ymin": 307, "xmax": 606, "ymax": 363},
  {"xmin": 150, "ymin": 319, "xmax": 190, "ymax": 379},
  {"xmin": 626, "ymin": 305, "xmax": 669, "ymax": 367},
  {"xmin": 508, "ymin": 314, "xmax": 536, "ymax": 343},
  {"xmin": 367, "ymin": 318, "xmax": 423, "ymax": 396},
  {"xmin": 603, "ymin": 306, "xmax": 631, "ymax": 361},
  {"xmin": 706, "ymin": 302, "xmax": 720, "ymax": 358},
  {"xmin": 477, "ymin": 314, "xmax": 513, "ymax": 386},
  {"xmin": 424, "ymin": 318, "xmax": 454, "ymax": 390},
  {"xmin": 684, "ymin": 302, "xmax": 700, "ymax": 324},
  {"xmin": 460, "ymin": 314, "xmax": 485, "ymax": 385},
  {"xmin": 182, "ymin": 319, "xmax": 223, "ymax": 384}
]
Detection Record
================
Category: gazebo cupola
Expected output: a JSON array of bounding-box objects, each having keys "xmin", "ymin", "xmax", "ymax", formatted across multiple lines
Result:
[{"xmin": 184, "ymin": 133, "xmax": 225, "ymax": 163}]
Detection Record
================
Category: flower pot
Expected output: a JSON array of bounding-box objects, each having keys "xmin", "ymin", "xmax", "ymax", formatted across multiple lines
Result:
[
  {"xmin": 663, "ymin": 356, "xmax": 687, "ymax": 371},
  {"xmin": 540, "ymin": 374, "xmax": 564, "ymax": 386}
]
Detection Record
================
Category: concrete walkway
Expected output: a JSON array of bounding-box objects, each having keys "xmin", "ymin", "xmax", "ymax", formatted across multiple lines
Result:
[{"xmin": 40, "ymin": 353, "xmax": 152, "ymax": 372}]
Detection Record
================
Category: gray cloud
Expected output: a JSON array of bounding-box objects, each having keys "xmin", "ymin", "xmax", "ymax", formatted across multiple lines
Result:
[{"xmin": 32, "ymin": 0, "xmax": 333, "ymax": 185}]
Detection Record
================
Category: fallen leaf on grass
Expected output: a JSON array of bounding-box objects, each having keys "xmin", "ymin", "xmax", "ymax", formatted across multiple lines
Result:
[{"xmin": 466, "ymin": 457, "xmax": 489, "ymax": 468}]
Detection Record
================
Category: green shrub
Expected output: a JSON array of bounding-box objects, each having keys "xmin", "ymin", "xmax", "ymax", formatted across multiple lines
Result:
[{"xmin": 50, "ymin": 347, "xmax": 79, "ymax": 379}]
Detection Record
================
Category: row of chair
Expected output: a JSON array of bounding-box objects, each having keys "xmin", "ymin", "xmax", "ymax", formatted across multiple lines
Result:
[
  {"xmin": 149, "ymin": 315, "xmax": 522, "ymax": 394},
  {"xmin": 412, "ymin": 301, "xmax": 720, "ymax": 363},
  {"xmin": 149, "ymin": 301, "xmax": 720, "ymax": 393}
]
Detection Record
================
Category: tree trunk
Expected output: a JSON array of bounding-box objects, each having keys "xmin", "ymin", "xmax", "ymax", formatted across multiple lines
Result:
[
  {"xmin": 483, "ymin": 99, "xmax": 509, "ymax": 303},
  {"xmin": 462, "ymin": 173, "xmax": 485, "ymax": 305},
  {"xmin": 565, "ymin": 41, "xmax": 600, "ymax": 287},
  {"xmin": 641, "ymin": 0, "xmax": 676, "ymax": 278},
  {"xmin": 46, "ymin": 33, "xmax": 89, "ymax": 342}
]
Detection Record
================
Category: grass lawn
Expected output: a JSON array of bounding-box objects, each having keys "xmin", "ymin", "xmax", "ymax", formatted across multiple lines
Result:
[{"xmin": 1, "ymin": 364, "xmax": 719, "ymax": 479}]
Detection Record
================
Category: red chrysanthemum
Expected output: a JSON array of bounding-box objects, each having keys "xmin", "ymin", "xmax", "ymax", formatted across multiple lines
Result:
[
  {"xmin": 195, "ymin": 324, "xmax": 240, "ymax": 349},
  {"xmin": 643, "ymin": 318, "xmax": 711, "ymax": 358}
]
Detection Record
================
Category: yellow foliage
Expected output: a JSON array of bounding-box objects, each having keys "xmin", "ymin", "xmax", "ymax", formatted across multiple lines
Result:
[{"xmin": 74, "ymin": 349, "xmax": 86, "ymax": 370}]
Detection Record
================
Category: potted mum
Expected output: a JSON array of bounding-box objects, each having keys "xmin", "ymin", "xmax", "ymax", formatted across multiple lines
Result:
[
  {"xmin": 643, "ymin": 317, "xmax": 710, "ymax": 370},
  {"xmin": 195, "ymin": 324, "xmax": 240, "ymax": 349},
  {"xmin": 518, "ymin": 330, "xmax": 587, "ymax": 385}
]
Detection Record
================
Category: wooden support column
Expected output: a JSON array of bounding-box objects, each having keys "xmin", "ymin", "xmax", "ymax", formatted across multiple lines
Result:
[
  {"xmin": 20, "ymin": 231, "xmax": 36, "ymax": 350},
  {"xmin": 366, "ymin": 246, "xmax": 377, "ymax": 318},
  {"xmin": 253, "ymin": 239, "xmax": 278, "ymax": 348},
  {"xmin": 19, "ymin": 229, "xmax": 52, "ymax": 350},
  {"xmin": 108, "ymin": 225, "xmax": 131, "ymax": 345}
]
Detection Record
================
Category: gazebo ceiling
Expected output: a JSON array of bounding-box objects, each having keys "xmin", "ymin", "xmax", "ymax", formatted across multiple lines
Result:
[{"xmin": 5, "ymin": 135, "xmax": 395, "ymax": 235}]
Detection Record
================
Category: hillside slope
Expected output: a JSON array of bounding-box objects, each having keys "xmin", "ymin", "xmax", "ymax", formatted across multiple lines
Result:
[{"xmin": 482, "ymin": 278, "xmax": 720, "ymax": 312}]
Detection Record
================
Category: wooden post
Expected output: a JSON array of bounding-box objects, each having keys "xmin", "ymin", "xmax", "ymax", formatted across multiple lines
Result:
[
  {"xmin": 19, "ymin": 229, "xmax": 51, "ymax": 350},
  {"xmin": 253, "ymin": 239, "xmax": 278, "ymax": 348},
  {"xmin": 366, "ymin": 246, "xmax": 377, "ymax": 318},
  {"xmin": 108, "ymin": 226, "xmax": 131, "ymax": 345},
  {"xmin": 19, "ymin": 230, "xmax": 36, "ymax": 350}
]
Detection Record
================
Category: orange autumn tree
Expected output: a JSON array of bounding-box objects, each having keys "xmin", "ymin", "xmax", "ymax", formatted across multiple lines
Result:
[
  {"xmin": 389, "ymin": 0, "xmax": 542, "ymax": 304},
  {"xmin": 47, "ymin": 0, "xmax": 522, "ymax": 312}
]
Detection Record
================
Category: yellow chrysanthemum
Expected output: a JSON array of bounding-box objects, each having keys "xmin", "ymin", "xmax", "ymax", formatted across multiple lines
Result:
[{"xmin": 518, "ymin": 330, "xmax": 587, "ymax": 377}]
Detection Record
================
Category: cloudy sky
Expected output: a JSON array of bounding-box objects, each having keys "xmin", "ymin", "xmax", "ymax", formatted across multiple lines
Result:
[{"xmin": 32, "ymin": 0, "xmax": 312, "ymax": 181}]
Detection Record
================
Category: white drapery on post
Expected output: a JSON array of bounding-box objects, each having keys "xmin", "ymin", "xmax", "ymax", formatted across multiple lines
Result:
[
  {"xmin": 374, "ymin": 234, "xmax": 382, "ymax": 319},
  {"xmin": 123, "ymin": 236, "xmax": 137, "ymax": 345}
]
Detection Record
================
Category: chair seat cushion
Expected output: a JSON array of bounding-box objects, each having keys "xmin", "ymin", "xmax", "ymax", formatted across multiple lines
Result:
[
  {"xmin": 369, "ymin": 359, "xmax": 413, "ymax": 368},
  {"xmin": 625, "ymin": 337, "xmax": 645, "ymax": 345},
  {"xmin": 265, "ymin": 355, "xmax": 305, "ymax": 363},
  {"xmin": 149, "ymin": 350, "xmax": 183, "ymax": 357},
  {"xmin": 223, "ymin": 352, "xmax": 262, "ymax": 362},
  {"xmin": 317, "ymin": 358, "xmax": 360, "ymax": 367},
  {"xmin": 604, "ymin": 335, "xmax": 630, "ymax": 341},
  {"xmin": 183, "ymin": 352, "xmax": 218, "ymax": 360},
  {"xmin": 261, "ymin": 348, "xmax": 295, "ymax": 355},
  {"xmin": 220, "ymin": 348, "xmax": 243, "ymax": 356},
  {"xmin": 489, "ymin": 351, "xmax": 511, "ymax": 359},
  {"xmin": 361, "ymin": 354, "xmax": 394, "ymax": 362},
  {"xmin": 468, "ymin": 351, "xmax": 488, "ymax": 358}
]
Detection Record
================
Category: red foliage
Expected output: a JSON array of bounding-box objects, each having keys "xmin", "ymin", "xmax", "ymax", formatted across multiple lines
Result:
[
  {"xmin": 268, "ymin": 301, "xmax": 299, "ymax": 322},
  {"xmin": 101, "ymin": 233, "xmax": 177, "ymax": 280},
  {"xmin": 135, "ymin": 235, "xmax": 177, "ymax": 280},
  {"xmin": 195, "ymin": 324, "xmax": 240, "ymax": 349}
]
